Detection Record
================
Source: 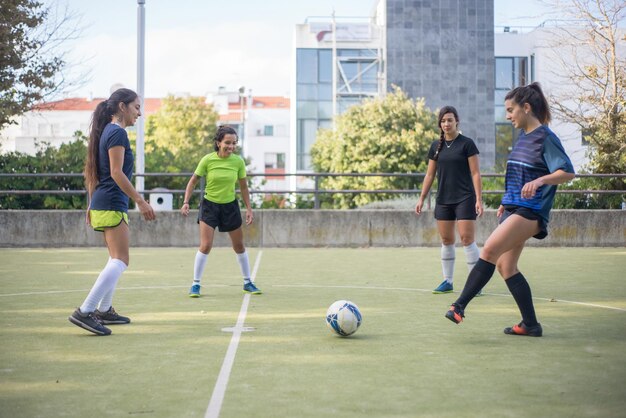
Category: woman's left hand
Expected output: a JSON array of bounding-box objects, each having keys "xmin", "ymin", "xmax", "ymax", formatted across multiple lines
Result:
[
  {"xmin": 245, "ymin": 209, "xmax": 254, "ymax": 225},
  {"xmin": 475, "ymin": 200, "xmax": 483, "ymax": 217},
  {"xmin": 521, "ymin": 178, "xmax": 544, "ymax": 199}
]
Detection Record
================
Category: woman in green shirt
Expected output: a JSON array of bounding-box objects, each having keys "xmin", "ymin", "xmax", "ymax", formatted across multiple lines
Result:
[{"xmin": 180, "ymin": 126, "xmax": 260, "ymax": 297}]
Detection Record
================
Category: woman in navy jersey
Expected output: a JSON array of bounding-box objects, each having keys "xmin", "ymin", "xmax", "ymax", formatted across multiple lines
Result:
[
  {"xmin": 68, "ymin": 88, "xmax": 156, "ymax": 336},
  {"xmin": 415, "ymin": 106, "xmax": 483, "ymax": 294},
  {"xmin": 444, "ymin": 83, "xmax": 575, "ymax": 337}
]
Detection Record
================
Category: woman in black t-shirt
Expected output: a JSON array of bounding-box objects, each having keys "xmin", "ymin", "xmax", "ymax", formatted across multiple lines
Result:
[{"xmin": 415, "ymin": 106, "xmax": 483, "ymax": 294}]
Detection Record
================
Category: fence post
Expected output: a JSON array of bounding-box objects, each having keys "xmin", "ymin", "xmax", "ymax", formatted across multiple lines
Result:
[{"xmin": 314, "ymin": 176, "xmax": 320, "ymax": 209}]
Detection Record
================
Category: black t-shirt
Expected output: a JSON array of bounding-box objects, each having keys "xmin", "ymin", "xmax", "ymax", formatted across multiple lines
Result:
[{"xmin": 427, "ymin": 134, "xmax": 479, "ymax": 205}]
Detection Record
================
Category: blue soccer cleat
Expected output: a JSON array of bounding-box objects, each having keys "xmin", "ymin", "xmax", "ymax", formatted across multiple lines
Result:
[
  {"xmin": 189, "ymin": 284, "xmax": 201, "ymax": 298},
  {"xmin": 243, "ymin": 282, "xmax": 262, "ymax": 295},
  {"xmin": 433, "ymin": 280, "xmax": 453, "ymax": 294}
]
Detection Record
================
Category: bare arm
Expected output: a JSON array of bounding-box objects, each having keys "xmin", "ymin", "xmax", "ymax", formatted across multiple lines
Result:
[
  {"xmin": 415, "ymin": 159, "xmax": 437, "ymax": 215},
  {"xmin": 180, "ymin": 174, "xmax": 200, "ymax": 216},
  {"xmin": 468, "ymin": 154, "xmax": 483, "ymax": 217},
  {"xmin": 109, "ymin": 146, "xmax": 155, "ymax": 221},
  {"xmin": 521, "ymin": 169, "xmax": 575, "ymax": 199},
  {"xmin": 238, "ymin": 178, "xmax": 254, "ymax": 225}
]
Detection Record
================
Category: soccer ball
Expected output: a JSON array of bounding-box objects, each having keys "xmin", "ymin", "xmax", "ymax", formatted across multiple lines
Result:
[{"xmin": 326, "ymin": 300, "xmax": 362, "ymax": 337}]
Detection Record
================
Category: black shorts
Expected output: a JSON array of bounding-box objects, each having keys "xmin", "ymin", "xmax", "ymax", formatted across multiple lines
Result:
[
  {"xmin": 198, "ymin": 199, "xmax": 242, "ymax": 232},
  {"xmin": 499, "ymin": 205, "xmax": 548, "ymax": 240},
  {"xmin": 434, "ymin": 196, "xmax": 477, "ymax": 221}
]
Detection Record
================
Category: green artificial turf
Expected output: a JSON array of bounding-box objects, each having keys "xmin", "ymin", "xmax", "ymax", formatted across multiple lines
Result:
[{"xmin": 0, "ymin": 247, "xmax": 624, "ymax": 418}]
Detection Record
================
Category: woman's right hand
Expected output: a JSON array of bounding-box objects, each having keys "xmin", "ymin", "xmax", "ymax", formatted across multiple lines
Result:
[
  {"xmin": 415, "ymin": 198, "xmax": 424, "ymax": 215},
  {"xmin": 496, "ymin": 205, "xmax": 504, "ymax": 218},
  {"xmin": 137, "ymin": 199, "xmax": 156, "ymax": 221},
  {"xmin": 180, "ymin": 202, "xmax": 190, "ymax": 217}
]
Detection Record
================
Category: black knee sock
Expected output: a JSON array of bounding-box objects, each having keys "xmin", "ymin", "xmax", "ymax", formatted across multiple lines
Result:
[
  {"xmin": 455, "ymin": 258, "xmax": 495, "ymax": 309},
  {"xmin": 505, "ymin": 272, "xmax": 538, "ymax": 327}
]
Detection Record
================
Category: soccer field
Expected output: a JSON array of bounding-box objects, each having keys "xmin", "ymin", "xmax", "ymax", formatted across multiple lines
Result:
[{"xmin": 1, "ymin": 247, "xmax": 625, "ymax": 418}]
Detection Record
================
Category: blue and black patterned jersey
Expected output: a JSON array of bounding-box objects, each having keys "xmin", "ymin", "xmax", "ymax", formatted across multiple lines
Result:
[{"xmin": 502, "ymin": 125, "xmax": 574, "ymax": 223}]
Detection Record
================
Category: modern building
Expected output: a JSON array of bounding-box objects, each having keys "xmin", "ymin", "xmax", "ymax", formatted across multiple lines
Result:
[{"xmin": 292, "ymin": 0, "xmax": 496, "ymax": 185}]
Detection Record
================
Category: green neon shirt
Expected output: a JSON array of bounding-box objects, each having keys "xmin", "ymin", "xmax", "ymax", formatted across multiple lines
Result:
[{"xmin": 194, "ymin": 152, "xmax": 246, "ymax": 203}]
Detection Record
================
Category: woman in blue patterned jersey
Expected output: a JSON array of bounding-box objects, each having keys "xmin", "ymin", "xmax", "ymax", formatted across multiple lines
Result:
[{"xmin": 444, "ymin": 82, "xmax": 575, "ymax": 337}]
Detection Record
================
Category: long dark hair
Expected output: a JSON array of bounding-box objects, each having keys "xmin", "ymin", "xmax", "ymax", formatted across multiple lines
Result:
[
  {"xmin": 505, "ymin": 82, "xmax": 551, "ymax": 125},
  {"xmin": 432, "ymin": 105, "xmax": 459, "ymax": 161},
  {"xmin": 213, "ymin": 125, "xmax": 238, "ymax": 152},
  {"xmin": 84, "ymin": 88, "xmax": 138, "ymax": 195}
]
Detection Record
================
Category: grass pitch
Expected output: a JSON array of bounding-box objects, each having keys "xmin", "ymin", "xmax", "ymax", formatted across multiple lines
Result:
[{"xmin": 0, "ymin": 247, "xmax": 625, "ymax": 418}]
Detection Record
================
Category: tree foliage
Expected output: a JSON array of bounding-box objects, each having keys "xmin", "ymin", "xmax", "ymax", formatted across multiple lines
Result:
[
  {"xmin": 0, "ymin": 131, "xmax": 87, "ymax": 209},
  {"xmin": 310, "ymin": 87, "xmax": 439, "ymax": 208},
  {"xmin": 0, "ymin": 0, "xmax": 78, "ymax": 129},
  {"xmin": 541, "ymin": 0, "xmax": 626, "ymax": 178},
  {"xmin": 128, "ymin": 95, "xmax": 221, "ymax": 208}
]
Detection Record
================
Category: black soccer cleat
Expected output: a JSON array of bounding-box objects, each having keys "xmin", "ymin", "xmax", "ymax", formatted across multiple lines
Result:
[
  {"xmin": 69, "ymin": 308, "xmax": 112, "ymax": 336},
  {"xmin": 504, "ymin": 322, "xmax": 543, "ymax": 337}
]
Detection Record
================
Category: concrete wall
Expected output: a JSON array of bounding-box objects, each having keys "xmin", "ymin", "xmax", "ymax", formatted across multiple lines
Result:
[{"xmin": 1, "ymin": 210, "xmax": 624, "ymax": 248}]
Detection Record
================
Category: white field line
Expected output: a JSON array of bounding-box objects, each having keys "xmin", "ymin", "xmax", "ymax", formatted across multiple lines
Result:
[
  {"xmin": 272, "ymin": 284, "xmax": 626, "ymax": 312},
  {"xmin": 205, "ymin": 250, "xmax": 263, "ymax": 418},
  {"xmin": 0, "ymin": 284, "xmax": 230, "ymax": 297},
  {"xmin": 1, "ymin": 278, "xmax": 623, "ymax": 315}
]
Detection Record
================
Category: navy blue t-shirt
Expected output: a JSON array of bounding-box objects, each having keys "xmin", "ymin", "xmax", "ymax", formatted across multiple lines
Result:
[
  {"xmin": 501, "ymin": 125, "xmax": 574, "ymax": 224},
  {"xmin": 89, "ymin": 123, "xmax": 134, "ymax": 212}
]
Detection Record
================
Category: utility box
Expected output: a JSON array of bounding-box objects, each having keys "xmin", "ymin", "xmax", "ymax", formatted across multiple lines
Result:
[{"xmin": 149, "ymin": 189, "xmax": 173, "ymax": 211}]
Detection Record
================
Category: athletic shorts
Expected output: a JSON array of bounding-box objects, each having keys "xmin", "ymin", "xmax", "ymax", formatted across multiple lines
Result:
[
  {"xmin": 198, "ymin": 199, "xmax": 242, "ymax": 232},
  {"xmin": 499, "ymin": 205, "xmax": 548, "ymax": 240},
  {"xmin": 90, "ymin": 210, "xmax": 129, "ymax": 232},
  {"xmin": 434, "ymin": 196, "xmax": 477, "ymax": 221}
]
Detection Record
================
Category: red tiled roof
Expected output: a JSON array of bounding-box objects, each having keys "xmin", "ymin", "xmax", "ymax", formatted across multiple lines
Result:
[
  {"xmin": 227, "ymin": 96, "xmax": 290, "ymax": 110},
  {"xmin": 33, "ymin": 98, "xmax": 162, "ymax": 114},
  {"xmin": 32, "ymin": 96, "xmax": 289, "ymax": 116}
]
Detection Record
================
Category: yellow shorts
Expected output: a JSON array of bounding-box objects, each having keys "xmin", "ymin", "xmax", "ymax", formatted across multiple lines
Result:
[{"xmin": 90, "ymin": 210, "xmax": 129, "ymax": 232}]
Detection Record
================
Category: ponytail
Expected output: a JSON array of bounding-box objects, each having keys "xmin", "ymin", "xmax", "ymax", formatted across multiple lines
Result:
[
  {"xmin": 505, "ymin": 82, "xmax": 551, "ymax": 125},
  {"xmin": 84, "ymin": 88, "xmax": 138, "ymax": 195},
  {"xmin": 432, "ymin": 131, "xmax": 445, "ymax": 161}
]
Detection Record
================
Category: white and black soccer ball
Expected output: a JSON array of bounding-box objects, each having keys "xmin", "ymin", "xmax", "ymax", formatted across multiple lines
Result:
[{"xmin": 326, "ymin": 300, "xmax": 362, "ymax": 337}]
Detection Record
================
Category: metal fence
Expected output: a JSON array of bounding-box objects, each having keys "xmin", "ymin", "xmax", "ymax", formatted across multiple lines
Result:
[{"xmin": 0, "ymin": 172, "xmax": 624, "ymax": 209}]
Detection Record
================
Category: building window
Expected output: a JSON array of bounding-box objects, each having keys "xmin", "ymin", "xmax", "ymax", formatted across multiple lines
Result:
[
  {"xmin": 265, "ymin": 153, "xmax": 285, "ymax": 169},
  {"xmin": 263, "ymin": 125, "xmax": 274, "ymax": 136},
  {"xmin": 495, "ymin": 56, "xmax": 529, "ymax": 171}
]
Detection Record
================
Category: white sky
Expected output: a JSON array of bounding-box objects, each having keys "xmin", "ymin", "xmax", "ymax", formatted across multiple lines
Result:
[{"xmin": 46, "ymin": 0, "xmax": 551, "ymax": 99}]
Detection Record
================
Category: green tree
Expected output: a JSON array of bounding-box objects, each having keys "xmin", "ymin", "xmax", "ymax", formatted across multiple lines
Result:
[
  {"xmin": 0, "ymin": 131, "xmax": 87, "ymax": 209},
  {"xmin": 310, "ymin": 87, "xmax": 439, "ymax": 208},
  {"xmin": 0, "ymin": 0, "xmax": 79, "ymax": 129},
  {"xmin": 129, "ymin": 95, "xmax": 220, "ymax": 207}
]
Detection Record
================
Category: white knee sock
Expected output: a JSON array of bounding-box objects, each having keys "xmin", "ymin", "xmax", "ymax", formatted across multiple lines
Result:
[
  {"xmin": 464, "ymin": 242, "xmax": 480, "ymax": 272},
  {"xmin": 193, "ymin": 251, "xmax": 208, "ymax": 285},
  {"xmin": 236, "ymin": 251, "xmax": 251, "ymax": 284},
  {"xmin": 80, "ymin": 258, "xmax": 127, "ymax": 313},
  {"xmin": 441, "ymin": 244, "xmax": 455, "ymax": 284}
]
